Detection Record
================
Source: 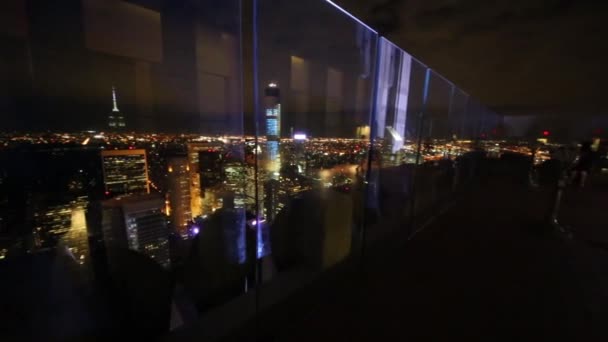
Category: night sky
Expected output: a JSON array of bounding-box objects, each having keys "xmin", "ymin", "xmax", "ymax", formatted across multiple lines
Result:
[
  {"xmin": 337, "ymin": 0, "xmax": 608, "ymax": 116},
  {"xmin": 1, "ymin": 0, "xmax": 607, "ymax": 133}
]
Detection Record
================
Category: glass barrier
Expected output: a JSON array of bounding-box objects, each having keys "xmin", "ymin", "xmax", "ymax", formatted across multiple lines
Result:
[
  {"xmin": 367, "ymin": 39, "xmax": 423, "ymax": 242},
  {"xmin": 0, "ymin": 0, "xmax": 527, "ymax": 340},
  {"xmin": 0, "ymin": 0, "xmax": 246, "ymax": 339},
  {"xmin": 450, "ymin": 89, "xmax": 469, "ymax": 141},
  {"xmin": 408, "ymin": 71, "xmax": 453, "ymax": 219},
  {"xmin": 449, "ymin": 89, "xmax": 478, "ymax": 188},
  {"xmin": 254, "ymin": 0, "xmax": 377, "ymax": 311}
]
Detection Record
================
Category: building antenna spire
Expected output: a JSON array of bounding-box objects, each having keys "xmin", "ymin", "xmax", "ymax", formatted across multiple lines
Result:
[{"xmin": 112, "ymin": 86, "xmax": 119, "ymax": 112}]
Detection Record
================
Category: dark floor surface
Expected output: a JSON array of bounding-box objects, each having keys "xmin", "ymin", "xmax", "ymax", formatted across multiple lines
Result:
[{"xmin": 272, "ymin": 176, "xmax": 608, "ymax": 341}]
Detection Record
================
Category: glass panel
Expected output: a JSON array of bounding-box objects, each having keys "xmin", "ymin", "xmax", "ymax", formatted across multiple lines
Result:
[
  {"xmin": 0, "ymin": 0, "xmax": 507, "ymax": 339},
  {"xmin": 450, "ymin": 89, "xmax": 469, "ymax": 140},
  {"xmin": 467, "ymin": 98, "xmax": 484, "ymax": 140},
  {"xmin": 368, "ymin": 38, "xmax": 418, "ymax": 242},
  {"xmin": 411, "ymin": 71, "xmax": 454, "ymax": 217},
  {"xmin": 254, "ymin": 0, "xmax": 377, "ymax": 306},
  {"xmin": 449, "ymin": 89, "xmax": 477, "ymax": 189},
  {"xmin": 0, "ymin": 0, "xmax": 245, "ymax": 339}
]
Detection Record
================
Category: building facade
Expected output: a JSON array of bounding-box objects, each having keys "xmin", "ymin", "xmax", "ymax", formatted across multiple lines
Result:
[
  {"xmin": 101, "ymin": 149, "xmax": 150, "ymax": 196},
  {"xmin": 101, "ymin": 194, "xmax": 170, "ymax": 268},
  {"xmin": 167, "ymin": 156, "xmax": 192, "ymax": 238}
]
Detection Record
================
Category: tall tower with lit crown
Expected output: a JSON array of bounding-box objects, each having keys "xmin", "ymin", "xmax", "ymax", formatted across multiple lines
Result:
[
  {"xmin": 264, "ymin": 82, "xmax": 281, "ymax": 178},
  {"xmin": 264, "ymin": 83, "xmax": 282, "ymax": 223},
  {"xmin": 108, "ymin": 86, "xmax": 126, "ymax": 130}
]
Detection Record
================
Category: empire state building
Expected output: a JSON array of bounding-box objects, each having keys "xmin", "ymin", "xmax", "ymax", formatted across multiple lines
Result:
[{"xmin": 108, "ymin": 86, "xmax": 126, "ymax": 130}]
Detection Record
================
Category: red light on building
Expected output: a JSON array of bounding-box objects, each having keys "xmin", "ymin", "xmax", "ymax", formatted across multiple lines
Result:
[{"xmin": 543, "ymin": 130, "xmax": 550, "ymax": 137}]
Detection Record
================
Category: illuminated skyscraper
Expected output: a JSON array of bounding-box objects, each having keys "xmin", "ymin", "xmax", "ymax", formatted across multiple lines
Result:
[
  {"xmin": 58, "ymin": 198, "xmax": 91, "ymax": 266},
  {"xmin": 32, "ymin": 196, "xmax": 91, "ymax": 265},
  {"xmin": 263, "ymin": 83, "xmax": 283, "ymax": 231},
  {"xmin": 107, "ymin": 86, "xmax": 126, "ymax": 130},
  {"xmin": 199, "ymin": 150, "xmax": 224, "ymax": 190},
  {"xmin": 263, "ymin": 179, "xmax": 281, "ymax": 223},
  {"xmin": 264, "ymin": 83, "xmax": 281, "ymax": 178},
  {"xmin": 101, "ymin": 149, "xmax": 150, "ymax": 196},
  {"xmin": 224, "ymin": 160, "xmax": 248, "ymax": 209},
  {"xmin": 167, "ymin": 156, "xmax": 192, "ymax": 238},
  {"xmin": 187, "ymin": 142, "xmax": 222, "ymax": 218},
  {"xmin": 187, "ymin": 143, "xmax": 206, "ymax": 218},
  {"xmin": 32, "ymin": 197, "xmax": 72, "ymax": 249},
  {"xmin": 101, "ymin": 194, "xmax": 170, "ymax": 268}
]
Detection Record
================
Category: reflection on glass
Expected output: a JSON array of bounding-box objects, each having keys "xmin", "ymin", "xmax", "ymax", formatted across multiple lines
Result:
[
  {"xmin": 254, "ymin": 0, "xmax": 378, "ymax": 298},
  {"xmin": 0, "ymin": 0, "xmax": 246, "ymax": 338},
  {"xmin": 374, "ymin": 39, "xmax": 413, "ymax": 162},
  {"xmin": 0, "ymin": 0, "xmax": 518, "ymax": 339}
]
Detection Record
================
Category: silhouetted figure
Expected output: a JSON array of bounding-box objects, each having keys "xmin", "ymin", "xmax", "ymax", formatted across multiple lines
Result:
[
  {"xmin": 572, "ymin": 142, "xmax": 594, "ymax": 188},
  {"xmin": 538, "ymin": 148, "xmax": 567, "ymax": 187}
]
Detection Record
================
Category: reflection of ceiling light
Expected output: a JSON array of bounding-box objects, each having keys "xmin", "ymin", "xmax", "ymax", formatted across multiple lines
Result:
[
  {"xmin": 386, "ymin": 127, "xmax": 403, "ymax": 142},
  {"xmin": 250, "ymin": 219, "xmax": 266, "ymax": 226},
  {"xmin": 324, "ymin": 0, "xmax": 378, "ymax": 34},
  {"xmin": 268, "ymin": 82, "xmax": 277, "ymax": 88}
]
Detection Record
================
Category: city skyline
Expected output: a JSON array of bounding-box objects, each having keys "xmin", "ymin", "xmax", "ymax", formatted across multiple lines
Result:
[
  {"xmin": 0, "ymin": 0, "xmax": 504, "ymax": 139},
  {"xmin": 0, "ymin": 1, "xmax": 605, "ymax": 340}
]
